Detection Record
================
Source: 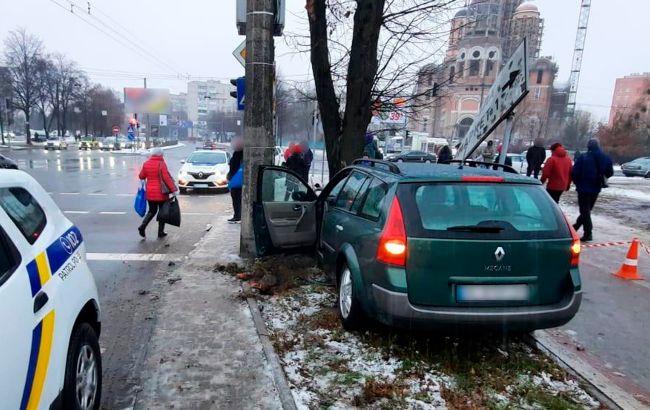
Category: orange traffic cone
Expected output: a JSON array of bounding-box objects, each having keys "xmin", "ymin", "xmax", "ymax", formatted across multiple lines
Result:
[{"xmin": 614, "ymin": 239, "xmax": 644, "ymax": 280}]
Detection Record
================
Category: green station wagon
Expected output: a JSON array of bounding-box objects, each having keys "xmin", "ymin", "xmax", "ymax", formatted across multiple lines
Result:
[{"xmin": 253, "ymin": 160, "xmax": 582, "ymax": 332}]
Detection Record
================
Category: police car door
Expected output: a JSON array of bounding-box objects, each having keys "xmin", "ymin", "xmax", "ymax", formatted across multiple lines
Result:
[{"xmin": 0, "ymin": 187, "xmax": 59, "ymax": 410}]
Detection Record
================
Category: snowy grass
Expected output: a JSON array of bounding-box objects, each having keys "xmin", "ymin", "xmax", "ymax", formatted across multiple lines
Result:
[{"xmin": 259, "ymin": 283, "xmax": 601, "ymax": 409}]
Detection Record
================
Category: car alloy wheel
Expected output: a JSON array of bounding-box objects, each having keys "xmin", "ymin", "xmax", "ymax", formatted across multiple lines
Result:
[
  {"xmin": 75, "ymin": 344, "xmax": 98, "ymax": 410},
  {"xmin": 339, "ymin": 267, "xmax": 353, "ymax": 319}
]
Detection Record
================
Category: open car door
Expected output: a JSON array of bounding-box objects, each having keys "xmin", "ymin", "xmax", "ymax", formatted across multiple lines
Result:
[{"xmin": 253, "ymin": 166, "xmax": 318, "ymax": 256}]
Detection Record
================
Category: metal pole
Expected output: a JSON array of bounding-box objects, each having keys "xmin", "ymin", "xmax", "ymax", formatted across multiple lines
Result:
[
  {"xmin": 144, "ymin": 77, "xmax": 150, "ymax": 149},
  {"xmin": 498, "ymin": 112, "xmax": 515, "ymax": 166},
  {"xmin": 240, "ymin": 0, "xmax": 276, "ymax": 257}
]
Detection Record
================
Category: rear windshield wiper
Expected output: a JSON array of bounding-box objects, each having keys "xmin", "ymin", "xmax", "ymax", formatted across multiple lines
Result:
[{"xmin": 446, "ymin": 225, "xmax": 504, "ymax": 233}]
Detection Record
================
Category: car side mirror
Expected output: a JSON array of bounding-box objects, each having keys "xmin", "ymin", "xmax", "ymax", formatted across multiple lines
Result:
[{"xmin": 291, "ymin": 191, "xmax": 308, "ymax": 202}]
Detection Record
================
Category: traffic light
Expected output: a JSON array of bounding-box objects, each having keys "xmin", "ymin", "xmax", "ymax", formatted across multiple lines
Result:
[
  {"xmin": 230, "ymin": 79, "xmax": 238, "ymax": 100},
  {"xmin": 230, "ymin": 77, "xmax": 246, "ymax": 111}
]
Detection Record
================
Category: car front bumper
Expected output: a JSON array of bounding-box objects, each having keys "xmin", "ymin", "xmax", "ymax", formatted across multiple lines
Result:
[
  {"xmin": 622, "ymin": 169, "xmax": 648, "ymax": 177},
  {"xmin": 371, "ymin": 284, "xmax": 582, "ymax": 331},
  {"xmin": 178, "ymin": 177, "xmax": 228, "ymax": 189}
]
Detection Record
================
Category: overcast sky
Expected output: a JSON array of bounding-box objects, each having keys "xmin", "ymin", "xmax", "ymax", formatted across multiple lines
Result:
[{"xmin": 1, "ymin": 0, "xmax": 646, "ymax": 122}]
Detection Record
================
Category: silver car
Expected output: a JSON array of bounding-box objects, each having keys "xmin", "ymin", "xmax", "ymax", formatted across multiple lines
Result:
[{"xmin": 622, "ymin": 157, "xmax": 650, "ymax": 178}]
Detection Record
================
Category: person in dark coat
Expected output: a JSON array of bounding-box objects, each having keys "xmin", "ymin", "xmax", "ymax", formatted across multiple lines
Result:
[
  {"xmin": 437, "ymin": 145, "xmax": 453, "ymax": 164},
  {"xmin": 138, "ymin": 147, "xmax": 177, "ymax": 238},
  {"xmin": 362, "ymin": 133, "xmax": 381, "ymax": 159},
  {"xmin": 227, "ymin": 138, "xmax": 244, "ymax": 223},
  {"xmin": 571, "ymin": 138, "xmax": 614, "ymax": 242},
  {"xmin": 300, "ymin": 141, "xmax": 313, "ymax": 181},
  {"xmin": 541, "ymin": 143, "xmax": 572, "ymax": 203},
  {"xmin": 526, "ymin": 138, "xmax": 546, "ymax": 178},
  {"xmin": 286, "ymin": 144, "xmax": 306, "ymax": 176}
]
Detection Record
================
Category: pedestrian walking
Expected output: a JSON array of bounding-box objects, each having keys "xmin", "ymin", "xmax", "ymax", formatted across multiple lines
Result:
[
  {"xmin": 437, "ymin": 145, "xmax": 453, "ymax": 164},
  {"xmin": 572, "ymin": 138, "xmax": 614, "ymax": 242},
  {"xmin": 526, "ymin": 138, "xmax": 546, "ymax": 178},
  {"xmin": 284, "ymin": 142, "xmax": 296, "ymax": 163},
  {"xmin": 362, "ymin": 133, "xmax": 381, "ymax": 159},
  {"xmin": 541, "ymin": 142, "xmax": 572, "ymax": 203},
  {"xmin": 138, "ymin": 147, "xmax": 178, "ymax": 238},
  {"xmin": 286, "ymin": 144, "xmax": 306, "ymax": 176},
  {"xmin": 300, "ymin": 140, "xmax": 313, "ymax": 181},
  {"xmin": 227, "ymin": 137, "xmax": 244, "ymax": 223},
  {"xmin": 482, "ymin": 140, "xmax": 497, "ymax": 164},
  {"xmin": 573, "ymin": 150, "xmax": 581, "ymax": 162}
]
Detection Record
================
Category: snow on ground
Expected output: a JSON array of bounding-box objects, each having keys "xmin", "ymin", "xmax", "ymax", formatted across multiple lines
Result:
[{"xmin": 259, "ymin": 283, "xmax": 600, "ymax": 409}]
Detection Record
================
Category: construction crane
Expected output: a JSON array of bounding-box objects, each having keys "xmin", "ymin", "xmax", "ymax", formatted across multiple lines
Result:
[{"xmin": 566, "ymin": 0, "xmax": 592, "ymax": 117}]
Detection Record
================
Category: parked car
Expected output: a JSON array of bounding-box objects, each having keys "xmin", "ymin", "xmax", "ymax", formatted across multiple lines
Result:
[
  {"xmin": 202, "ymin": 140, "xmax": 218, "ymax": 150},
  {"xmin": 621, "ymin": 157, "xmax": 650, "ymax": 178},
  {"xmin": 45, "ymin": 138, "xmax": 68, "ymax": 150},
  {"xmin": 178, "ymin": 150, "xmax": 231, "ymax": 193},
  {"xmin": 387, "ymin": 151, "xmax": 437, "ymax": 163},
  {"xmin": 507, "ymin": 153, "xmax": 526, "ymax": 173},
  {"xmin": 79, "ymin": 137, "xmax": 100, "ymax": 150},
  {"xmin": 31, "ymin": 133, "xmax": 48, "ymax": 143},
  {"xmin": 0, "ymin": 170, "xmax": 102, "ymax": 410},
  {"xmin": 275, "ymin": 146, "xmax": 285, "ymax": 166},
  {"xmin": 0, "ymin": 154, "xmax": 18, "ymax": 169},
  {"xmin": 252, "ymin": 160, "xmax": 582, "ymax": 332}
]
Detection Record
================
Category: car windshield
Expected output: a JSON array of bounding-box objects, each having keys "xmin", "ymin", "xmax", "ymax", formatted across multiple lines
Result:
[
  {"xmin": 399, "ymin": 182, "xmax": 568, "ymax": 240},
  {"xmin": 187, "ymin": 152, "xmax": 227, "ymax": 165}
]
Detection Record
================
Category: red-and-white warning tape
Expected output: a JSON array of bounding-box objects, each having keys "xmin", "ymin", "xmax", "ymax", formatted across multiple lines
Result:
[{"xmin": 581, "ymin": 240, "xmax": 650, "ymax": 256}]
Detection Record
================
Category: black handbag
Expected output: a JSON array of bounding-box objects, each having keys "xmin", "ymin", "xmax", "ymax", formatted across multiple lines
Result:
[{"xmin": 157, "ymin": 196, "xmax": 181, "ymax": 227}]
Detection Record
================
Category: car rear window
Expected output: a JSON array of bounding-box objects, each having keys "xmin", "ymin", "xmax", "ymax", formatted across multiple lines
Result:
[{"xmin": 398, "ymin": 183, "xmax": 569, "ymax": 240}]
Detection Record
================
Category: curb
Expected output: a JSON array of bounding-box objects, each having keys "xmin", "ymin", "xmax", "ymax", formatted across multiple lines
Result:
[
  {"xmin": 528, "ymin": 331, "xmax": 648, "ymax": 410},
  {"xmin": 246, "ymin": 295, "xmax": 298, "ymax": 410}
]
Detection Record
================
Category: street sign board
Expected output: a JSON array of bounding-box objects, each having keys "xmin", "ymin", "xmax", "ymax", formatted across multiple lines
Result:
[
  {"xmin": 112, "ymin": 125, "xmax": 120, "ymax": 135},
  {"xmin": 233, "ymin": 40, "xmax": 246, "ymax": 68},
  {"xmin": 159, "ymin": 114, "xmax": 168, "ymax": 127},
  {"xmin": 236, "ymin": 77, "xmax": 245, "ymax": 111},
  {"xmin": 455, "ymin": 39, "xmax": 529, "ymax": 161}
]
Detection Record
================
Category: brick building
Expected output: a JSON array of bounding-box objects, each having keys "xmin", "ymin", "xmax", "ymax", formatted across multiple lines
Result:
[
  {"xmin": 409, "ymin": 1, "xmax": 562, "ymax": 145},
  {"xmin": 608, "ymin": 73, "xmax": 650, "ymax": 125}
]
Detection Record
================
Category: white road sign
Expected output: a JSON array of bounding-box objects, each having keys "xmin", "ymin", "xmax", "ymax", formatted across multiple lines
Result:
[
  {"xmin": 232, "ymin": 40, "xmax": 246, "ymax": 68},
  {"xmin": 455, "ymin": 40, "xmax": 529, "ymax": 161},
  {"xmin": 159, "ymin": 114, "xmax": 168, "ymax": 127}
]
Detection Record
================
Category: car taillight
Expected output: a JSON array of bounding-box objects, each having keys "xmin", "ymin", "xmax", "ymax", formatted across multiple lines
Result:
[
  {"xmin": 461, "ymin": 176, "xmax": 505, "ymax": 183},
  {"xmin": 563, "ymin": 213, "xmax": 581, "ymax": 267},
  {"xmin": 377, "ymin": 197, "xmax": 407, "ymax": 267}
]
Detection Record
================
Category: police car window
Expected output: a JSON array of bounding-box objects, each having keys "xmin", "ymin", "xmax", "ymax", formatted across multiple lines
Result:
[
  {"xmin": 0, "ymin": 227, "xmax": 21, "ymax": 287},
  {"xmin": 0, "ymin": 188, "xmax": 47, "ymax": 245}
]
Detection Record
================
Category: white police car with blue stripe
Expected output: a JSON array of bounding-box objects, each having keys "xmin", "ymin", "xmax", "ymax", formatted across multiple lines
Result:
[{"xmin": 0, "ymin": 170, "xmax": 102, "ymax": 410}]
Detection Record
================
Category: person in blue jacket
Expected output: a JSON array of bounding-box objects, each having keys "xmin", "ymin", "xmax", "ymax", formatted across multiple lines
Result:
[{"xmin": 571, "ymin": 138, "xmax": 614, "ymax": 242}]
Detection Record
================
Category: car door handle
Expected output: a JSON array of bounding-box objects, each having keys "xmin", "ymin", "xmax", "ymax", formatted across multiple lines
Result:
[
  {"xmin": 336, "ymin": 225, "xmax": 344, "ymax": 232},
  {"xmin": 293, "ymin": 204, "xmax": 302, "ymax": 212},
  {"xmin": 33, "ymin": 291, "xmax": 49, "ymax": 313}
]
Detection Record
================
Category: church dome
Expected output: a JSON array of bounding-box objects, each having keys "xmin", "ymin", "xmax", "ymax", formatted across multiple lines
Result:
[
  {"xmin": 514, "ymin": 2, "xmax": 540, "ymax": 17},
  {"xmin": 454, "ymin": 8, "xmax": 467, "ymax": 18}
]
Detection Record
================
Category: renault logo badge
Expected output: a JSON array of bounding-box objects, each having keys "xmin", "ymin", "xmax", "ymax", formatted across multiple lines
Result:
[
  {"xmin": 198, "ymin": 172, "xmax": 204, "ymax": 178},
  {"xmin": 495, "ymin": 247, "xmax": 505, "ymax": 262}
]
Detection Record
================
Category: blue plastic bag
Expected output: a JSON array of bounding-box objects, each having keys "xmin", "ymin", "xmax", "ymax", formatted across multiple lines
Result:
[
  {"xmin": 228, "ymin": 166, "xmax": 243, "ymax": 189},
  {"xmin": 134, "ymin": 181, "xmax": 147, "ymax": 217}
]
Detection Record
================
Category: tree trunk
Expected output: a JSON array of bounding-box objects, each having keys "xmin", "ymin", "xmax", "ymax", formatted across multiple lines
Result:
[
  {"xmin": 307, "ymin": 0, "xmax": 343, "ymax": 175},
  {"xmin": 340, "ymin": 0, "xmax": 385, "ymax": 166},
  {"xmin": 24, "ymin": 111, "xmax": 31, "ymax": 144},
  {"xmin": 41, "ymin": 110, "xmax": 50, "ymax": 138}
]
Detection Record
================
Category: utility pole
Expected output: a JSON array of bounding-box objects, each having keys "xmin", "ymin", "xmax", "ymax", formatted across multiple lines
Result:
[
  {"xmin": 144, "ymin": 77, "xmax": 150, "ymax": 148},
  {"xmin": 240, "ymin": 0, "xmax": 276, "ymax": 257}
]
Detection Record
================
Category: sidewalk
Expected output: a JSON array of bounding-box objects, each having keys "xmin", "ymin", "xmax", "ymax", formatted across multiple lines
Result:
[{"xmin": 133, "ymin": 216, "xmax": 284, "ymax": 409}]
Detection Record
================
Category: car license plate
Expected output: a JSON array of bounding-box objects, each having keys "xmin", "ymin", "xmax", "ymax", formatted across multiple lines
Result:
[
  {"xmin": 194, "ymin": 184, "xmax": 209, "ymax": 188},
  {"xmin": 456, "ymin": 284, "xmax": 528, "ymax": 302}
]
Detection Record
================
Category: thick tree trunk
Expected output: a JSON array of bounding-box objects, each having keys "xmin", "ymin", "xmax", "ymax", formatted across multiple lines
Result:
[
  {"xmin": 24, "ymin": 111, "xmax": 31, "ymax": 144},
  {"xmin": 307, "ymin": 0, "xmax": 343, "ymax": 175},
  {"xmin": 340, "ymin": 0, "xmax": 385, "ymax": 166}
]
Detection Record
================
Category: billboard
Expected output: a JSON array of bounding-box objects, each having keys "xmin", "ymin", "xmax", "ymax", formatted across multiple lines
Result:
[
  {"xmin": 370, "ymin": 97, "xmax": 407, "ymax": 125},
  {"xmin": 124, "ymin": 88, "xmax": 171, "ymax": 114}
]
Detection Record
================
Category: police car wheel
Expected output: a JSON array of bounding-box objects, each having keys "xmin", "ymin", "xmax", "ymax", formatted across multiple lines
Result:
[{"xmin": 63, "ymin": 323, "xmax": 102, "ymax": 410}]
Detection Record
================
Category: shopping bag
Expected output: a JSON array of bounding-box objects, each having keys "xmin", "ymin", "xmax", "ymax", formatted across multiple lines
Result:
[
  {"xmin": 228, "ymin": 166, "xmax": 243, "ymax": 189},
  {"xmin": 134, "ymin": 182, "xmax": 147, "ymax": 217},
  {"xmin": 157, "ymin": 196, "xmax": 181, "ymax": 227}
]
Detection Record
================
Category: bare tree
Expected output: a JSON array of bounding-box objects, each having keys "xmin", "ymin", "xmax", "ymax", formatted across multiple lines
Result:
[
  {"xmin": 34, "ymin": 57, "xmax": 54, "ymax": 138},
  {"xmin": 3, "ymin": 28, "xmax": 45, "ymax": 144},
  {"xmin": 304, "ymin": 0, "xmax": 457, "ymax": 174},
  {"xmin": 46, "ymin": 54, "xmax": 85, "ymax": 137}
]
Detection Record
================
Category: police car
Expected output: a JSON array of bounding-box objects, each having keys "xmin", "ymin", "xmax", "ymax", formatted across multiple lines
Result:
[{"xmin": 0, "ymin": 170, "xmax": 102, "ymax": 410}]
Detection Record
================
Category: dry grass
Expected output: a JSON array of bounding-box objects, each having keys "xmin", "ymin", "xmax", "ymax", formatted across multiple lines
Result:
[{"xmin": 353, "ymin": 378, "xmax": 408, "ymax": 406}]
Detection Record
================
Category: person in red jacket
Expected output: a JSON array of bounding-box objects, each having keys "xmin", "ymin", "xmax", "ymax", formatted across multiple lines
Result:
[
  {"xmin": 541, "ymin": 142, "xmax": 572, "ymax": 203},
  {"xmin": 138, "ymin": 148, "xmax": 178, "ymax": 238}
]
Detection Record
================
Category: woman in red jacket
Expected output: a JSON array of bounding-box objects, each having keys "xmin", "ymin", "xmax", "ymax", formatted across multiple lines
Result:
[
  {"xmin": 138, "ymin": 148, "xmax": 178, "ymax": 238},
  {"xmin": 541, "ymin": 143, "xmax": 573, "ymax": 203}
]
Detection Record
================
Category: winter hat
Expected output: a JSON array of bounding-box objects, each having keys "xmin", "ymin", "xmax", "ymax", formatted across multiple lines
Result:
[
  {"xmin": 151, "ymin": 147, "xmax": 163, "ymax": 157},
  {"xmin": 587, "ymin": 138, "xmax": 600, "ymax": 151},
  {"xmin": 550, "ymin": 142, "xmax": 562, "ymax": 151}
]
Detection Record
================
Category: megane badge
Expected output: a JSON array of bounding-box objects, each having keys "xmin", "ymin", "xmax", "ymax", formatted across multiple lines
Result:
[{"xmin": 495, "ymin": 247, "xmax": 505, "ymax": 262}]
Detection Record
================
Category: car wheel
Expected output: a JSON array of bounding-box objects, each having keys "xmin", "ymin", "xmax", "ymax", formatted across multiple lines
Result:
[
  {"xmin": 62, "ymin": 323, "xmax": 102, "ymax": 410},
  {"xmin": 645, "ymin": 172, "xmax": 650, "ymax": 179},
  {"xmin": 425, "ymin": 159, "xmax": 432, "ymax": 163},
  {"xmin": 397, "ymin": 159, "xmax": 404, "ymax": 163},
  {"xmin": 179, "ymin": 187, "xmax": 188, "ymax": 194},
  {"xmin": 337, "ymin": 263, "xmax": 364, "ymax": 330}
]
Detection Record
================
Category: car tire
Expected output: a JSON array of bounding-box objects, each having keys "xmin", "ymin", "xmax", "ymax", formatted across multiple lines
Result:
[
  {"xmin": 397, "ymin": 159, "xmax": 404, "ymax": 163},
  {"xmin": 425, "ymin": 159, "xmax": 432, "ymax": 163},
  {"xmin": 337, "ymin": 263, "xmax": 364, "ymax": 331},
  {"xmin": 62, "ymin": 323, "xmax": 102, "ymax": 410}
]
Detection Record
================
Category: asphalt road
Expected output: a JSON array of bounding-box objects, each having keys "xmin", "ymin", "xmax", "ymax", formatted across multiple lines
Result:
[{"xmin": 3, "ymin": 144, "xmax": 232, "ymax": 409}]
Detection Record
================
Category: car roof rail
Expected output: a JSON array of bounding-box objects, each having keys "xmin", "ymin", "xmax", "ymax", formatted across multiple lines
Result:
[
  {"xmin": 352, "ymin": 158, "xmax": 401, "ymax": 175},
  {"xmin": 449, "ymin": 160, "xmax": 518, "ymax": 174}
]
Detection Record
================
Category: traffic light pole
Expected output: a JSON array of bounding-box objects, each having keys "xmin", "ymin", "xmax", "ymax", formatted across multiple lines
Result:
[{"xmin": 240, "ymin": 0, "xmax": 276, "ymax": 257}]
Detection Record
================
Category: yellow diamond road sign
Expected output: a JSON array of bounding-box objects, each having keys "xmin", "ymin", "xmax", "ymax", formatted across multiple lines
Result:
[{"xmin": 233, "ymin": 40, "xmax": 246, "ymax": 68}]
